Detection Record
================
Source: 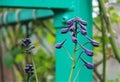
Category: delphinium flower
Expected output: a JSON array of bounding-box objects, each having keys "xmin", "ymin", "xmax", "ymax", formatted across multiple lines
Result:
[{"xmin": 55, "ymin": 16, "xmax": 99, "ymax": 82}]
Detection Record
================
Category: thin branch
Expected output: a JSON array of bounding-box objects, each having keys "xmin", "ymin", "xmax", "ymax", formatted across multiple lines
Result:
[
  {"xmin": 41, "ymin": 21, "xmax": 55, "ymax": 37},
  {"xmin": 94, "ymin": 68, "xmax": 102, "ymax": 82}
]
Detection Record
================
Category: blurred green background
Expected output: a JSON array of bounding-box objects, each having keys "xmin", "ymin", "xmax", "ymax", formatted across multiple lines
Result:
[{"xmin": 0, "ymin": 0, "xmax": 120, "ymax": 82}]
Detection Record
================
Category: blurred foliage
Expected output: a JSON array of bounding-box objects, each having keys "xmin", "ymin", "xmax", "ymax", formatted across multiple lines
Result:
[
  {"xmin": 93, "ymin": 0, "xmax": 120, "ymax": 82},
  {"xmin": 0, "ymin": 8, "xmax": 55, "ymax": 82}
]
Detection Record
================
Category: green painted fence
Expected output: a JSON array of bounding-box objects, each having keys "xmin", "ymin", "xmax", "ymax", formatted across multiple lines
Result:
[{"xmin": 0, "ymin": 0, "xmax": 93, "ymax": 81}]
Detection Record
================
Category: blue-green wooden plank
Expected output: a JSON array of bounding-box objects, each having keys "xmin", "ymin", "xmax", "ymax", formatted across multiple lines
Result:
[
  {"xmin": 0, "ymin": 9, "xmax": 54, "ymax": 25},
  {"xmin": 0, "ymin": 0, "xmax": 73, "ymax": 9}
]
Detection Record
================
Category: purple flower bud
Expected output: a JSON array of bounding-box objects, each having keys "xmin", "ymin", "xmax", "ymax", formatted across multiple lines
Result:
[
  {"xmin": 66, "ymin": 18, "xmax": 74, "ymax": 25},
  {"xmin": 80, "ymin": 24, "xmax": 86, "ymax": 30},
  {"xmin": 71, "ymin": 36, "xmax": 77, "ymax": 43},
  {"xmin": 80, "ymin": 20, "xmax": 87, "ymax": 26},
  {"xmin": 67, "ymin": 22, "xmax": 74, "ymax": 28},
  {"xmin": 83, "ymin": 48, "xmax": 93, "ymax": 56},
  {"xmin": 66, "ymin": 20, "xmax": 73, "ymax": 25},
  {"xmin": 80, "ymin": 57, "xmax": 94, "ymax": 69},
  {"xmin": 61, "ymin": 28, "xmax": 69, "ymax": 34},
  {"xmin": 26, "ymin": 45, "xmax": 35, "ymax": 51},
  {"xmin": 85, "ymin": 36, "xmax": 99, "ymax": 47},
  {"xmin": 78, "ymin": 19, "xmax": 87, "ymax": 26},
  {"xmin": 55, "ymin": 39, "xmax": 67, "ymax": 49},
  {"xmin": 69, "ymin": 23, "xmax": 76, "ymax": 32},
  {"xmin": 91, "ymin": 40, "xmax": 99, "ymax": 47},
  {"xmin": 85, "ymin": 63, "xmax": 94, "ymax": 69},
  {"xmin": 80, "ymin": 29, "xmax": 87, "ymax": 35}
]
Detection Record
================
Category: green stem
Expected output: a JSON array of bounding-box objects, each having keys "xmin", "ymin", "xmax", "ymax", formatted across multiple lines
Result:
[
  {"xmin": 73, "ymin": 64, "xmax": 84, "ymax": 82},
  {"xmin": 102, "ymin": 22, "xmax": 106, "ymax": 82},
  {"xmin": 98, "ymin": 0, "xmax": 120, "ymax": 63},
  {"xmin": 63, "ymin": 46, "xmax": 73, "ymax": 60},
  {"xmin": 98, "ymin": 1, "xmax": 106, "ymax": 81},
  {"xmin": 31, "ymin": 58, "xmax": 39, "ymax": 82},
  {"xmin": 76, "ymin": 42, "xmax": 90, "ymax": 51},
  {"xmin": 68, "ymin": 43, "xmax": 77, "ymax": 82},
  {"xmin": 27, "ymin": 76, "xmax": 30, "ymax": 82},
  {"xmin": 100, "ymin": 10, "xmax": 106, "ymax": 82},
  {"xmin": 76, "ymin": 51, "xmax": 83, "ymax": 66},
  {"xmin": 68, "ymin": 22, "xmax": 77, "ymax": 82}
]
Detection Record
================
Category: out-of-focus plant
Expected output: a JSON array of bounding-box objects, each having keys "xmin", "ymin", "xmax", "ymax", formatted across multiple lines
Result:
[
  {"xmin": 93, "ymin": 0, "xmax": 120, "ymax": 82},
  {"xmin": 0, "ymin": 9, "xmax": 55, "ymax": 82}
]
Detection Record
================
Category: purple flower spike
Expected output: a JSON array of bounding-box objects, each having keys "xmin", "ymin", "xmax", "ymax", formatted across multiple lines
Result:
[
  {"xmin": 55, "ymin": 39, "xmax": 67, "ymax": 49},
  {"xmin": 80, "ymin": 29, "xmax": 87, "ymax": 35},
  {"xmin": 84, "ymin": 48, "xmax": 93, "ymax": 56},
  {"xmin": 80, "ymin": 57, "xmax": 94, "ymax": 69},
  {"xmin": 91, "ymin": 40, "xmax": 99, "ymax": 47},
  {"xmin": 61, "ymin": 28, "xmax": 69, "ymax": 34},
  {"xmin": 72, "ymin": 36, "xmax": 77, "ymax": 43}
]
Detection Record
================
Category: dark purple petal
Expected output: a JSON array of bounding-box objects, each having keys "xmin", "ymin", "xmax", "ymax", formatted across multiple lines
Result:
[
  {"xmin": 85, "ymin": 63, "xmax": 94, "ymax": 69},
  {"xmin": 80, "ymin": 29, "xmax": 87, "ymax": 35},
  {"xmin": 84, "ymin": 48, "xmax": 93, "ymax": 56},
  {"xmin": 55, "ymin": 39, "xmax": 67, "ymax": 49},
  {"xmin": 91, "ymin": 40, "xmax": 99, "ymax": 47},
  {"xmin": 21, "ymin": 38, "xmax": 31, "ymax": 47},
  {"xmin": 72, "ymin": 36, "xmax": 77, "ymax": 43},
  {"xmin": 71, "ymin": 32, "xmax": 75, "ymax": 37},
  {"xmin": 61, "ymin": 28, "xmax": 69, "ymax": 34},
  {"xmin": 21, "ymin": 42, "xmax": 26, "ymax": 47}
]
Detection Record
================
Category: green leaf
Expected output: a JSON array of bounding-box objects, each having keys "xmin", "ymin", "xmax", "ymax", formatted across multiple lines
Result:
[
  {"xmin": 15, "ymin": 54, "xmax": 25, "ymax": 63},
  {"xmin": 3, "ymin": 53, "xmax": 14, "ymax": 68},
  {"xmin": 11, "ymin": 48, "xmax": 22, "ymax": 56}
]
